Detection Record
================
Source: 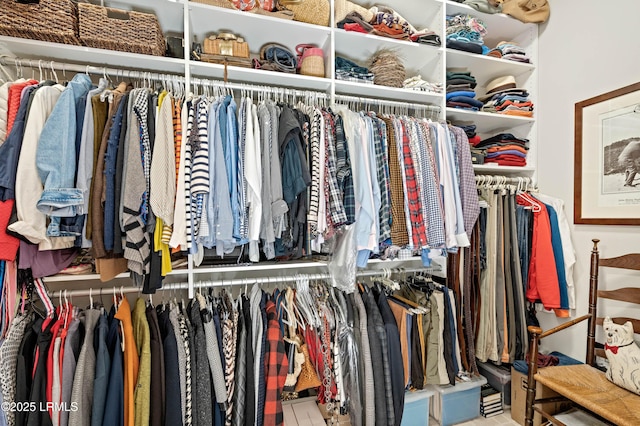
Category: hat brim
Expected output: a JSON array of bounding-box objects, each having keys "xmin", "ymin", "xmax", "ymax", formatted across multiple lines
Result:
[{"xmin": 477, "ymin": 87, "xmax": 528, "ymax": 102}]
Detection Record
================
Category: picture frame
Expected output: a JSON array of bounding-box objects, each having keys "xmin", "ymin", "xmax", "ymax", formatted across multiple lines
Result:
[{"xmin": 574, "ymin": 82, "xmax": 640, "ymax": 225}]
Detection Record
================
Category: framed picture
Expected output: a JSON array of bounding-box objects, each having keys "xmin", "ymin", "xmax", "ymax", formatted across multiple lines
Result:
[{"xmin": 574, "ymin": 82, "xmax": 640, "ymax": 225}]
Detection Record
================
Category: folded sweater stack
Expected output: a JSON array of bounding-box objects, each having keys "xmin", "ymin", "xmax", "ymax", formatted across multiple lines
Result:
[
  {"xmin": 474, "ymin": 132, "xmax": 529, "ymax": 167},
  {"xmin": 481, "ymin": 90, "xmax": 534, "ymax": 117},
  {"xmin": 446, "ymin": 71, "xmax": 482, "ymax": 110}
]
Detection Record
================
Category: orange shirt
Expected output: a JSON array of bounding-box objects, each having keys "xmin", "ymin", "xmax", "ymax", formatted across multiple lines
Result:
[
  {"xmin": 521, "ymin": 200, "xmax": 561, "ymax": 310},
  {"xmin": 115, "ymin": 298, "xmax": 139, "ymax": 426}
]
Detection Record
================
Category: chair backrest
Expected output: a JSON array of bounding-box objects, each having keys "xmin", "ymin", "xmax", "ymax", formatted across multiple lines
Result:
[{"xmin": 586, "ymin": 239, "xmax": 640, "ymax": 366}]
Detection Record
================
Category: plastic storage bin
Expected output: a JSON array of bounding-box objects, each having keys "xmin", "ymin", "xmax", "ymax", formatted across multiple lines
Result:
[
  {"xmin": 401, "ymin": 389, "xmax": 435, "ymax": 426},
  {"xmin": 429, "ymin": 376, "xmax": 487, "ymax": 426},
  {"xmin": 477, "ymin": 361, "xmax": 512, "ymax": 406}
]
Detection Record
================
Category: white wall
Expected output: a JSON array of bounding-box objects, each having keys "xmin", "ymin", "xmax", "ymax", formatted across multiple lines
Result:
[{"xmin": 536, "ymin": 0, "xmax": 640, "ymax": 360}]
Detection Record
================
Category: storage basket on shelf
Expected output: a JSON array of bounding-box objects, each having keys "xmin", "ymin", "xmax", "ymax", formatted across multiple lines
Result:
[
  {"xmin": 77, "ymin": 3, "xmax": 165, "ymax": 56},
  {"xmin": 0, "ymin": 0, "xmax": 80, "ymax": 46}
]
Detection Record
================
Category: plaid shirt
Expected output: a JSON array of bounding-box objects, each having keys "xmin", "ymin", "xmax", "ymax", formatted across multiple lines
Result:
[
  {"xmin": 334, "ymin": 114, "xmax": 355, "ymax": 224},
  {"xmin": 133, "ymin": 90, "xmax": 151, "ymax": 224},
  {"xmin": 399, "ymin": 120, "xmax": 428, "ymax": 248},
  {"xmin": 369, "ymin": 114, "xmax": 392, "ymax": 244},
  {"xmin": 263, "ymin": 299, "xmax": 289, "ymax": 426},
  {"xmin": 323, "ymin": 111, "xmax": 347, "ymax": 232},
  {"xmin": 406, "ymin": 117, "xmax": 428, "ymax": 247},
  {"xmin": 380, "ymin": 117, "xmax": 409, "ymax": 246},
  {"xmin": 449, "ymin": 126, "xmax": 480, "ymax": 238},
  {"xmin": 418, "ymin": 121, "xmax": 446, "ymax": 248}
]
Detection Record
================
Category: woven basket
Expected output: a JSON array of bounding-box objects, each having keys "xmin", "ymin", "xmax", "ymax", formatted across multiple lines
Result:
[
  {"xmin": 282, "ymin": 0, "xmax": 330, "ymax": 26},
  {"xmin": 369, "ymin": 49, "xmax": 405, "ymax": 88},
  {"xmin": 0, "ymin": 0, "xmax": 80, "ymax": 45},
  {"xmin": 77, "ymin": 3, "xmax": 165, "ymax": 56}
]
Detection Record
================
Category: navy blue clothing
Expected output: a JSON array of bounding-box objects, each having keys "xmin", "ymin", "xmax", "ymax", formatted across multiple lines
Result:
[
  {"xmin": 212, "ymin": 309, "xmax": 225, "ymax": 426},
  {"xmin": 102, "ymin": 307, "xmax": 124, "ymax": 426},
  {"xmin": 157, "ymin": 307, "xmax": 182, "ymax": 426},
  {"xmin": 26, "ymin": 317, "xmax": 55, "ymax": 426},
  {"xmin": 242, "ymin": 296, "xmax": 255, "ymax": 426},
  {"xmin": 103, "ymin": 93, "xmax": 129, "ymax": 251},
  {"xmin": 440, "ymin": 286, "xmax": 459, "ymax": 385},
  {"xmin": 374, "ymin": 288, "xmax": 405, "ymax": 426},
  {"xmin": 0, "ymin": 85, "xmax": 37, "ymax": 201},
  {"xmin": 91, "ymin": 312, "xmax": 110, "ymax": 426},
  {"xmin": 544, "ymin": 203, "xmax": 569, "ymax": 310}
]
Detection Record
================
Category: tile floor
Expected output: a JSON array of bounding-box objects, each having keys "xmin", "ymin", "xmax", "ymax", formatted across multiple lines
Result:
[{"xmin": 430, "ymin": 408, "xmax": 520, "ymax": 425}]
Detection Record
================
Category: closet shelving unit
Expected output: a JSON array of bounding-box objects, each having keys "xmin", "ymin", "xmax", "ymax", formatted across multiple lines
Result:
[
  {"xmin": 0, "ymin": 0, "xmax": 537, "ymax": 293},
  {"xmin": 443, "ymin": 0, "xmax": 538, "ymax": 176}
]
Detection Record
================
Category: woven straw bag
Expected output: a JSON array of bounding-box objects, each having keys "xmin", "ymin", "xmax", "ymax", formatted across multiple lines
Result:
[
  {"xmin": 203, "ymin": 33, "xmax": 249, "ymax": 58},
  {"xmin": 295, "ymin": 343, "xmax": 322, "ymax": 391},
  {"xmin": 0, "ymin": 0, "xmax": 80, "ymax": 45},
  {"xmin": 280, "ymin": 0, "xmax": 330, "ymax": 26},
  {"xmin": 296, "ymin": 44, "xmax": 325, "ymax": 78}
]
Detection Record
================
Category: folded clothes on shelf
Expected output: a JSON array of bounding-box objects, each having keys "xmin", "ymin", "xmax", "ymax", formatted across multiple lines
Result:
[
  {"xmin": 335, "ymin": 56, "xmax": 375, "ymax": 84},
  {"xmin": 446, "ymin": 13, "xmax": 487, "ymax": 54},
  {"xmin": 474, "ymin": 132, "xmax": 530, "ymax": 167},
  {"xmin": 446, "ymin": 70, "xmax": 481, "ymax": 111},
  {"xmin": 478, "ymin": 74, "xmax": 535, "ymax": 117},
  {"xmin": 337, "ymin": 5, "xmax": 441, "ymax": 46},
  {"xmin": 486, "ymin": 41, "xmax": 531, "ymax": 63},
  {"xmin": 403, "ymin": 75, "xmax": 443, "ymax": 93}
]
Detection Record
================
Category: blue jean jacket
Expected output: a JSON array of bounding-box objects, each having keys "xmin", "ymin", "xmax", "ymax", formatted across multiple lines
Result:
[{"xmin": 36, "ymin": 73, "xmax": 93, "ymax": 218}]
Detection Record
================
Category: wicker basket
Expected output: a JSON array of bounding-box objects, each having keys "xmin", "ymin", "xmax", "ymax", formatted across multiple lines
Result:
[
  {"xmin": 0, "ymin": 0, "xmax": 80, "ymax": 45},
  {"xmin": 77, "ymin": 3, "xmax": 165, "ymax": 56}
]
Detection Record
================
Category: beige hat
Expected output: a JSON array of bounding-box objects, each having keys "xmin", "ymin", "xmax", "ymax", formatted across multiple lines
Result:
[
  {"xmin": 475, "ymin": 75, "xmax": 524, "ymax": 102},
  {"xmin": 485, "ymin": 75, "xmax": 517, "ymax": 94}
]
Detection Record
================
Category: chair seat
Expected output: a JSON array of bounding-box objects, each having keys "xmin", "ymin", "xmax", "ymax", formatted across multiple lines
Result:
[{"xmin": 535, "ymin": 364, "xmax": 640, "ymax": 426}]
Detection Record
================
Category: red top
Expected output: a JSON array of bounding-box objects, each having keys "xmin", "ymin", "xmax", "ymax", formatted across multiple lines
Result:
[{"xmin": 518, "ymin": 195, "xmax": 561, "ymax": 310}]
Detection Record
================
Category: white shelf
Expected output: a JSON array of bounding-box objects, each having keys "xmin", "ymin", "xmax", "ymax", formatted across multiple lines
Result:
[
  {"xmin": 336, "ymin": 80, "xmax": 443, "ymax": 105},
  {"xmin": 444, "ymin": 0, "xmax": 535, "ymax": 47},
  {"xmin": 446, "ymin": 107, "xmax": 534, "ymax": 132},
  {"xmin": 43, "ymin": 257, "xmax": 440, "ymax": 284},
  {"xmin": 189, "ymin": 60, "xmax": 332, "ymax": 91},
  {"xmin": 188, "ymin": 1, "xmax": 332, "ymax": 54},
  {"xmin": 473, "ymin": 164, "xmax": 535, "ymax": 174},
  {"xmin": 0, "ymin": 37, "xmax": 186, "ymax": 74},
  {"xmin": 334, "ymin": 29, "xmax": 442, "ymax": 52},
  {"xmin": 446, "ymin": 49, "xmax": 534, "ymax": 87},
  {"xmin": 44, "ymin": 268, "xmax": 190, "ymax": 283}
]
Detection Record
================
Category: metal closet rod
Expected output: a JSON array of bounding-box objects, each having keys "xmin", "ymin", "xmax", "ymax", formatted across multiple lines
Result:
[
  {"xmin": 334, "ymin": 94, "xmax": 441, "ymax": 113},
  {"xmin": 189, "ymin": 77, "xmax": 329, "ymax": 99},
  {"xmin": 474, "ymin": 175, "xmax": 538, "ymax": 187},
  {"xmin": 48, "ymin": 266, "xmax": 437, "ymax": 298},
  {"xmin": 0, "ymin": 55, "xmax": 184, "ymax": 84}
]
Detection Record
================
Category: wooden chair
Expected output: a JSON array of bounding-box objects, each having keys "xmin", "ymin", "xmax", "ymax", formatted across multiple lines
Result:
[{"xmin": 525, "ymin": 239, "xmax": 640, "ymax": 426}]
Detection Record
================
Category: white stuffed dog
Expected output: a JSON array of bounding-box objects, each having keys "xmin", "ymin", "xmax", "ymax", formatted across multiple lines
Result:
[{"xmin": 603, "ymin": 316, "xmax": 640, "ymax": 395}]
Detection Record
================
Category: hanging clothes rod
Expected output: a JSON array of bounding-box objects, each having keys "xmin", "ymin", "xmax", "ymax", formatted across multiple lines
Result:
[
  {"xmin": 0, "ymin": 55, "xmax": 185, "ymax": 84},
  {"xmin": 334, "ymin": 94, "xmax": 441, "ymax": 114},
  {"xmin": 474, "ymin": 175, "xmax": 538, "ymax": 191},
  {"xmin": 189, "ymin": 77, "xmax": 329, "ymax": 98},
  {"xmin": 47, "ymin": 266, "xmax": 437, "ymax": 298}
]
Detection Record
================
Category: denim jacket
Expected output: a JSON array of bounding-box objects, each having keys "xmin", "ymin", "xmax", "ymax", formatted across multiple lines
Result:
[{"xmin": 36, "ymin": 73, "xmax": 93, "ymax": 217}]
